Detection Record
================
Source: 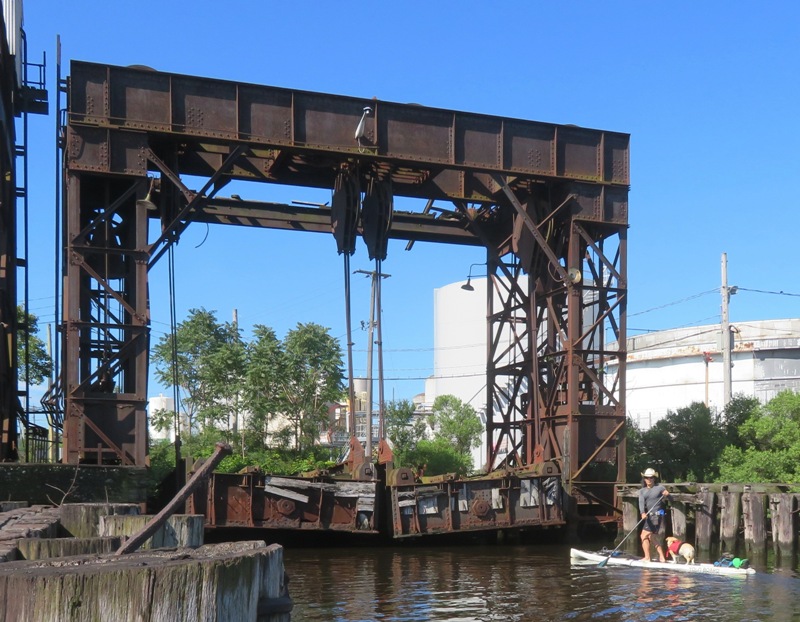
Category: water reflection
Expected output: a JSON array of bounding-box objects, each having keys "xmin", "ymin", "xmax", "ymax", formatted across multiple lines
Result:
[{"xmin": 284, "ymin": 544, "xmax": 800, "ymax": 621}]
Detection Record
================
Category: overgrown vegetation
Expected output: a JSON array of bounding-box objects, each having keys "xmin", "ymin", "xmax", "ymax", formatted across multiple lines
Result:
[{"xmin": 626, "ymin": 390, "xmax": 800, "ymax": 483}]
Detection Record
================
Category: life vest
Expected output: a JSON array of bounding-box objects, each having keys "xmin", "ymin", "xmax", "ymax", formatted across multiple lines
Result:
[{"xmin": 668, "ymin": 540, "xmax": 682, "ymax": 555}]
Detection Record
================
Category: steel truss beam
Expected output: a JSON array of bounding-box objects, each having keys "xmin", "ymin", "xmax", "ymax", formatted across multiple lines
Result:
[{"xmin": 61, "ymin": 58, "xmax": 629, "ymax": 517}]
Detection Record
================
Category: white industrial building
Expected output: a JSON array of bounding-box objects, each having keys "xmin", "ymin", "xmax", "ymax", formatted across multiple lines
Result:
[
  {"xmin": 609, "ymin": 319, "xmax": 800, "ymax": 429},
  {"xmin": 423, "ymin": 278, "xmax": 800, "ymax": 441}
]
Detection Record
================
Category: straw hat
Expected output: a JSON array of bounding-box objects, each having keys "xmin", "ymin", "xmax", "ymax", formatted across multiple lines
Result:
[{"xmin": 642, "ymin": 467, "xmax": 657, "ymax": 478}]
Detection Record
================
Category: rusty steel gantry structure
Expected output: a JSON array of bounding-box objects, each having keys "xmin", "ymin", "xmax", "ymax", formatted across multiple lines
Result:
[{"xmin": 58, "ymin": 61, "xmax": 628, "ymax": 522}]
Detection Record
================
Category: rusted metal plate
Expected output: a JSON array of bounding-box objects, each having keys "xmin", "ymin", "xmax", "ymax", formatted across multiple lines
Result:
[
  {"xmin": 189, "ymin": 472, "xmax": 380, "ymax": 534},
  {"xmin": 387, "ymin": 462, "xmax": 565, "ymax": 538}
]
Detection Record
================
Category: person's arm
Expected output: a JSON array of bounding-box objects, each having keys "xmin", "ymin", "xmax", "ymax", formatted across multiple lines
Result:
[{"xmin": 639, "ymin": 489, "xmax": 647, "ymax": 517}]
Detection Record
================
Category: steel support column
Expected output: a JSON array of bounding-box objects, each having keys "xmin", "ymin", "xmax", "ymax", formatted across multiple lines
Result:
[{"xmin": 62, "ymin": 173, "xmax": 149, "ymax": 465}]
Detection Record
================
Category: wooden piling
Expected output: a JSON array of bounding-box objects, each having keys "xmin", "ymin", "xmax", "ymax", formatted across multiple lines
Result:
[
  {"xmin": 769, "ymin": 493, "xmax": 796, "ymax": 561},
  {"xmin": 621, "ymin": 497, "xmax": 639, "ymax": 537},
  {"xmin": 16, "ymin": 537, "xmax": 122, "ymax": 560},
  {"xmin": 668, "ymin": 497, "xmax": 688, "ymax": 541},
  {"xmin": 742, "ymin": 491, "xmax": 768, "ymax": 558},
  {"xmin": 59, "ymin": 503, "xmax": 140, "ymax": 538},
  {"xmin": 0, "ymin": 540, "xmax": 291, "ymax": 622},
  {"xmin": 100, "ymin": 514, "xmax": 203, "ymax": 550},
  {"xmin": 719, "ymin": 491, "xmax": 741, "ymax": 554},
  {"xmin": 694, "ymin": 488, "xmax": 716, "ymax": 553}
]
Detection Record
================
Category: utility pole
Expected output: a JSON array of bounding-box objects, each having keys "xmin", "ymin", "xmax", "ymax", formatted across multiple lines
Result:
[
  {"xmin": 354, "ymin": 269, "xmax": 391, "ymax": 462},
  {"xmin": 720, "ymin": 253, "xmax": 737, "ymax": 407}
]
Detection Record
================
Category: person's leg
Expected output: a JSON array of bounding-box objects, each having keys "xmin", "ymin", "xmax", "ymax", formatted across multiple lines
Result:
[
  {"xmin": 655, "ymin": 541, "xmax": 667, "ymax": 563},
  {"xmin": 641, "ymin": 529, "xmax": 652, "ymax": 561},
  {"xmin": 655, "ymin": 520, "xmax": 667, "ymax": 562}
]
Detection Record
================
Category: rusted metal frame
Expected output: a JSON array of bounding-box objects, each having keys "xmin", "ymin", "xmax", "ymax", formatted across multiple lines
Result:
[
  {"xmin": 575, "ymin": 293, "xmax": 623, "ymax": 349},
  {"xmin": 84, "ymin": 295, "xmax": 128, "ymax": 333},
  {"xmin": 148, "ymin": 145, "xmax": 246, "ymax": 268},
  {"xmin": 72, "ymin": 255, "xmax": 140, "ymax": 322},
  {"xmin": 82, "ymin": 415, "xmax": 134, "ymax": 465},
  {"xmin": 570, "ymin": 419, "xmax": 626, "ymax": 483},
  {"xmin": 487, "ymin": 287, "xmax": 531, "ymax": 465},
  {"xmin": 574, "ymin": 222, "xmax": 623, "ymax": 284},
  {"xmin": 404, "ymin": 198, "xmax": 434, "ymax": 250},
  {"xmin": 574, "ymin": 224, "xmax": 626, "ymax": 495},
  {"xmin": 564, "ymin": 230, "xmax": 583, "ymax": 488},
  {"xmin": 573, "ymin": 357, "xmax": 619, "ymax": 407},
  {"xmin": 571, "ymin": 483, "xmax": 619, "ymax": 514},
  {"xmin": 614, "ymin": 229, "xmax": 628, "ymax": 494},
  {"xmin": 492, "ymin": 174, "xmax": 570, "ymax": 284},
  {"xmin": 544, "ymin": 294, "xmax": 569, "ymax": 347},
  {"xmin": 452, "ymin": 201, "xmax": 528, "ymax": 300},
  {"xmin": 67, "ymin": 332, "xmax": 144, "ymax": 397},
  {"xmin": 63, "ymin": 172, "xmax": 150, "ymax": 466},
  {"xmin": 536, "ymin": 193, "xmax": 577, "ymax": 233},
  {"xmin": 449, "ymin": 203, "xmax": 533, "ymax": 469},
  {"xmin": 490, "ymin": 377, "xmax": 527, "ymax": 464},
  {"xmin": 72, "ymin": 180, "xmax": 142, "ymax": 245},
  {"xmin": 588, "ymin": 241, "xmax": 623, "ymax": 342},
  {"xmin": 192, "ymin": 198, "xmax": 481, "ymax": 245}
]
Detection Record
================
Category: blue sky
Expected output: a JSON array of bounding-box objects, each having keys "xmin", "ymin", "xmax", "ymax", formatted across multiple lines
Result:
[{"xmin": 19, "ymin": 1, "xmax": 800, "ymax": 404}]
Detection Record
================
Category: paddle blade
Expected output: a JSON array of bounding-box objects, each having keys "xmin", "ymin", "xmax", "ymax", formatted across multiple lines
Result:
[{"xmin": 597, "ymin": 557, "xmax": 609, "ymax": 568}]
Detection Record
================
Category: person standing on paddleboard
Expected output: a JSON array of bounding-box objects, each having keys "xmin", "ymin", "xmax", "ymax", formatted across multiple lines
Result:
[{"xmin": 639, "ymin": 467, "xmax": 669, "ymax": 562}]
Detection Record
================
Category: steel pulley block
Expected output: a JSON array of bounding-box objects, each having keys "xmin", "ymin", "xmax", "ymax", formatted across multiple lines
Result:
[
  {"xmin": 361, "ymin": 177, "xmax": 392, "ymax": 261},
  {"xmin": 331, "ymin": 169, "xmax": 360, "ymax": 255}
]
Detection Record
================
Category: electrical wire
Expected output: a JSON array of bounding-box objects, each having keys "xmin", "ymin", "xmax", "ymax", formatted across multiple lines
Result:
[
  {"xmin": 627, "ymin": 289, "xmax": 717, "ymax": 318},
  {"xmin": 737, "ymin": 287, "xmax": 800, "ymax": 298}
]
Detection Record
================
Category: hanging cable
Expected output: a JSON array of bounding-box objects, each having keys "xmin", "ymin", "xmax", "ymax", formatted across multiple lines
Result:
[
  {"xmin": 168, "ymin": 244, "xmax": 182, "ymax": 487},
  {"xmin": 375, "ymin": 258, "xmax": 385, "ymax": 442},
  {"xmin": 343, "ymin": 253, "xmax": 356, "ymax": 440}
]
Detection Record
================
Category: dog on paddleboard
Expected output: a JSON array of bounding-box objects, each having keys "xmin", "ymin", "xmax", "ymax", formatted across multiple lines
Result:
[{"xmin": 666, "ymin": 536, "xmax": 695, "ymax": 564}]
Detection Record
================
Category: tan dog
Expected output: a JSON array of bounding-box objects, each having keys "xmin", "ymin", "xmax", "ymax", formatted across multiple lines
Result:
[{"xmin": 666, "ymin": 536, "xmax": 695, "ymax": 564}]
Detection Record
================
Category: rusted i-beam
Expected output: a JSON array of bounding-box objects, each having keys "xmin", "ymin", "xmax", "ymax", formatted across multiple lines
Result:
[{"xmin": 116, "ymin": 442, "xmax": 231, "ymax": 555}]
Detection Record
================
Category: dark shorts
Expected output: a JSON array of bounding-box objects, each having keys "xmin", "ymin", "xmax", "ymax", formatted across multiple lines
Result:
[{"xmin": 643, "ymin": 515, "xmax": 663, "ymax": 534}]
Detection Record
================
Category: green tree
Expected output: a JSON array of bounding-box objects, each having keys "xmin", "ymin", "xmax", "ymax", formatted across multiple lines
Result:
[
  {"xmin": 16, "ymin": 306, "xmax": 51, "ymax": 385},
  {"xmin": 721, "ymin": 394, "xmax": 759, "ymax": 449},
  {"xmin": 717, "ymin": 390, "xmax": 800, "ymax": 482},
  {"xmin": 280, "ymin": 323, "xmax": 344, "ymax": 451},
  {"xmin": 201, "ymin": 320, "xmax": 248, "ymax": 446},
  {"xmin": 384, "ymin": 398, "xmax": 426, "ymax": 467},
  {"xmin": 430, "ymin": 395, "xmax": 483, "ymax": 457},
  {"xmin": 151, "ymin": 308, "xmax": 227, "ymax": 436},
  {"xmin": 641, "ymin": 402, "xmax": 723, "ymax": 482},
  {"xmin": 625, "ymin": 417, "xmax": 648, "ymax": 482},
  {"xmin": 244, "ymin": 325, "xmax": 287, "ymax": 452}
]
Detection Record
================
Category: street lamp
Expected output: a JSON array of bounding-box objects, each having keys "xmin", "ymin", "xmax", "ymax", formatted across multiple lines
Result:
[{"xmin": 461, "ymin": 263, "xmax": 484, "ymax": 291}]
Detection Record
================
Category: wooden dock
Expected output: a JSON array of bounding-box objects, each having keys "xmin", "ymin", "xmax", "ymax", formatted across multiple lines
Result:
[{"xmin": 618, "ymin": 483, "xmax": 799, "ymax": 564}]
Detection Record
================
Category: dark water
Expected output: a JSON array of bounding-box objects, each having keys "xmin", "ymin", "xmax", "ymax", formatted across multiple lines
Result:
[{"xmin": 283, "ymin": 544, "xmax": 800, "ymax": 621}]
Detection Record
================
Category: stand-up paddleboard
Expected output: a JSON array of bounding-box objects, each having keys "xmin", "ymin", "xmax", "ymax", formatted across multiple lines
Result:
[{"xmin": 570, "ymin": 548, "xmax": 756, "ymax": 576}]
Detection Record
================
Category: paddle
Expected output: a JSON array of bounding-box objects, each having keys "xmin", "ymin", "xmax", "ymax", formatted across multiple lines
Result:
[{"xmin": 598, "ymin": 495, "xmax": 665, "ymax": 567}]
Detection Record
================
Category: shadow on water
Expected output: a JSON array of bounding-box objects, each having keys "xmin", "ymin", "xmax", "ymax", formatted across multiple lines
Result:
[{"xmin": 283, "ymin": 542, "xmax": 800, "ymax": 621}]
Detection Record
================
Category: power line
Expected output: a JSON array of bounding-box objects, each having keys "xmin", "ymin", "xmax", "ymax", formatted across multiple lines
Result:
[
  {"xmin": 627, "ymin": 289, "xmax": 717, "ymax": 318},
  {"xmin": 737, "ymin": 287, "xmax": 800, "ymax": 298}
]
